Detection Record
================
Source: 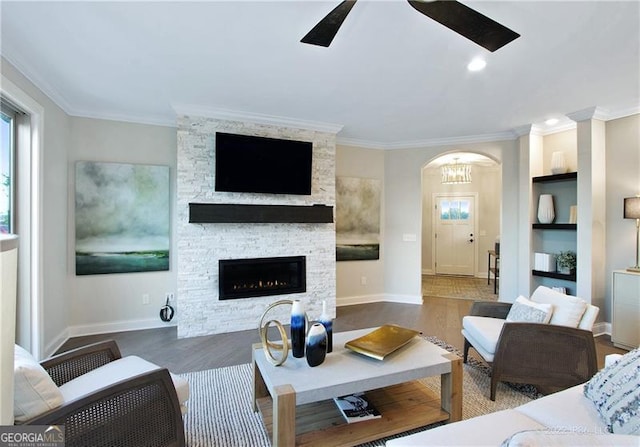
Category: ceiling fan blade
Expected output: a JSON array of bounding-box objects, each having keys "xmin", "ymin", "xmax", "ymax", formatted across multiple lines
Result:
[
  {"xmin": 301, "ymin": 0, "xmax": 357, "ymax": 47},
  {"xmin": 407, "ymin": 0, "xmax": 520, "ymax": 52}
]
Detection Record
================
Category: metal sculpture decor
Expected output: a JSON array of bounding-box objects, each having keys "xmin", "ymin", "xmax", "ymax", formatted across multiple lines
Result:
[{"xmin": 258, "ymin": 299, "xmax": 310, "ymax": 366}]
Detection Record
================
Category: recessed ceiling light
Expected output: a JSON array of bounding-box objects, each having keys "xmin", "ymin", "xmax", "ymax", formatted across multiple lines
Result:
[
  {"xmin": 467, "ymin": 58, "xmax": 486, "ymax": 72},
  {"xmin": 545, "ymin": 118, "xmax": 559, "ymax": 126}
]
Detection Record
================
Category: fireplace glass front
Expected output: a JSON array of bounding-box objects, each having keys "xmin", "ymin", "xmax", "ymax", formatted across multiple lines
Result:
[{"xmin": 219, "ymin": 256, "xmax": 306, "ymax": 300}]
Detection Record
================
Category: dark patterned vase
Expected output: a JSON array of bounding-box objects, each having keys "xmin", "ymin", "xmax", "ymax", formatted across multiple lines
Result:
[
  {"xmin": 319, "ymin": 300, "xmax": 333, "ymax": 353},
  {"xmin": 291, "ymin": 300, "xmax": 306, "ymax": 358},
  {"xmin": 305, "ymin": 323, "xmax": 327, "ymax": 367}
]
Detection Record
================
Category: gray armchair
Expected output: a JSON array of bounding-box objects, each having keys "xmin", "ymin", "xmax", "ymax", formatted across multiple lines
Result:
[{"xmin": 462, "ymin": 287, "xmax": 599, "ymax": 401}]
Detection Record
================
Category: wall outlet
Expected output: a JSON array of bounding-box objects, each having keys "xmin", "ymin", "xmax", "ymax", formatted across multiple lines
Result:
[
  {"xmin": 166, "ymin": 292, "xmax": 174, "ymax": 303},
  {"xmin": 360, "ymin": 276, "xmax": 367, "ymax": 286},
  {"xmin": 142, "ymin": 294, "xmax": 150, "ymax": 305}
]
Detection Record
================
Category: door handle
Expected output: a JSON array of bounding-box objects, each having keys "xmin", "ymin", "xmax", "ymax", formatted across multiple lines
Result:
[{"xmin": 469, "ymin": 238, "xmax": 474, "ymax": 243}]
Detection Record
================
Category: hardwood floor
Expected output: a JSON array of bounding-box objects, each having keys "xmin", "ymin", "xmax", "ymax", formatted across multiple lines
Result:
[{"xmin": 58, "ymin": 295, "xmax": 625, "ymax": 374}]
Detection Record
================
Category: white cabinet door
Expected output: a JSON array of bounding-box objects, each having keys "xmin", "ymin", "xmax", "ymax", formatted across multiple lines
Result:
[{"xmin": 612, "ymin": 271, "xmax": 640, "ymax": 350}]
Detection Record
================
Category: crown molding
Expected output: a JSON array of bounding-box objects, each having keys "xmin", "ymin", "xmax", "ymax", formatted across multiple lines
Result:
[
  {"xmin": 512, "ymin": 124, "xmax": 536, "ymax": 137},
  {"xmin": 539, "ymin": 121, "xmax": 577, "ymax": 136},
  {"xmin": 566, "ymin": 106, "xmax": 609, "ymax": 122},
  {"xmin": 339, "ymin": 130, "xmax": 516, "ymax": 150},
  {"xmin": 336, "ymin": 137, "xmax": 386, "ymax": 150},
  {"xmin": 172, "ymin": 104, "xmax": 344, "ymax": 135},
  {"xmin": 68, "ymin": 108, "xmax": 176, "ymax": 128},
  {"xmin": 1, "ymin": 51, "xmax": 76, "ymax": 116}
]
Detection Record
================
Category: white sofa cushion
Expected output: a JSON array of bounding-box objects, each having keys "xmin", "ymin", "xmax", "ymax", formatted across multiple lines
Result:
[
  {"xmin": 516, "ymin": 384, "xmax": 606, "ymax": 432},
  {"xmin": 386, "ymin": 409, "xmax": 547, "ymax": 447},
  {"xmin": 506, "ymin": 296, "xmax": 553, "ymax": 323},
  {"xmin": 502, "ymin": 430, "xmax": 640, "ymax": 446},
  {"xmin": 584, "ymin": 348, "xmax": 640, "ymax": 435},
  {"xmin": 58, "ymin": 355, "xmax": 190, "ymax": 414},
  {"xmin": 13, "ymin": 344, "xmax": 64, "ymax": 423},
  {"xmin": 461, "ymin": 316, "xmax": 506, "ymax": 362},
  {"xmin": 530, "ymin": 286, "xmax": 587, "ymax": 328}
]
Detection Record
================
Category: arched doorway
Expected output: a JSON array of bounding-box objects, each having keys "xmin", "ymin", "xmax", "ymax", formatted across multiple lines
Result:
[{"xmin": 421, "ymin": 152, "xmax": 501, "ymax": 297}]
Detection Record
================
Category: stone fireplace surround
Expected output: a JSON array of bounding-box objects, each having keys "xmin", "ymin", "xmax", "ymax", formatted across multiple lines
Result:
[{"xmin": 176, "ymin": 115, "xmax": 337, "ymax": 338}]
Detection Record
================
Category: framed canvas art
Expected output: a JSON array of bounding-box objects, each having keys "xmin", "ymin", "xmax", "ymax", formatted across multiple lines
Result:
[
  {"xmin": 75, "ymin": 161, "xmax": 170, "ymax": 275},
  {"xmin": 336, "ymin": 176, "xmax": 381, "ymax": 261}
]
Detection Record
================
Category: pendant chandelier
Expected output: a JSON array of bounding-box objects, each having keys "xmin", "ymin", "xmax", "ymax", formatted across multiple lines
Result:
[{"xmin": 441, "ymin": 158, "xmax": 472, "ymax": 184}]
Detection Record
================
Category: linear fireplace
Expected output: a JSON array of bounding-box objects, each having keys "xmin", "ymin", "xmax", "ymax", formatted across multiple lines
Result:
[{"xmin": 219, "ymin": 256, "xmax": 306, "ymax": 300}]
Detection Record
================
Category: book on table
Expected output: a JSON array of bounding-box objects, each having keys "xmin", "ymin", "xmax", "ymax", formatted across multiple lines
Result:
[{"xmin": 333, "ymin": 392, "xmax": 381, "ymax": 423}]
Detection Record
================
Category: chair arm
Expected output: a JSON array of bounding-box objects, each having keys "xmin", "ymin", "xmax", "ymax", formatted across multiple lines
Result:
[
  {"xmin": 41, "ymin": 340, "xmax": 122, "ymax": 386},
  {"xmin": 493, "ymin": 323, "xmax": 598, "ymax": 394},
  {"xmin": 21, "ymin": 368, "xmax": 185, "ymax": 447},
  {"xmin": 469, "ymin": 301, "xmax": 512, "ymax": 319}
]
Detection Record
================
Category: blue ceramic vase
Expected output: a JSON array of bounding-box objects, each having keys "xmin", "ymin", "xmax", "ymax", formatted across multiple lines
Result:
[
  {"xmin": 291, "ymin": 300, "xmax": 306, "ymax": 358},
  {"xmin": 319, "ymin": 300, "xmax": 333, "ymax": 353},
  {"xmin": 305, "ymin": 323, "xmax": 327, "ymax": 367}
]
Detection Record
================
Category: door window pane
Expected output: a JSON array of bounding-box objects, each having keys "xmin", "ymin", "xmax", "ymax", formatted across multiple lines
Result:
[
  {"xmin": 440, "ymin": 200, "xmax": 451, "ymax": 220},
  {"xmin": 440, "ymin": 199, "xmax": 470, "ymax": 221}
]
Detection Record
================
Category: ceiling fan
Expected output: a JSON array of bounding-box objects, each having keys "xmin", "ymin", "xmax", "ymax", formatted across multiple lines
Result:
[{"xmin": 300, "ymin": 0, "xmax": 520, "ymax": 52}]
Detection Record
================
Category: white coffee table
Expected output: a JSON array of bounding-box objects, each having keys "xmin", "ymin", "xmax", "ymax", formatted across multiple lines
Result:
[{"xmin": 252, "ymin": 327, "xmax": 462, "ymax": 446}]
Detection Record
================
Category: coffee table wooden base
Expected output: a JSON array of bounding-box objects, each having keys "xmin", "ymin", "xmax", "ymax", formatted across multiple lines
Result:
[
  {"xmin": 256, "ymin": 357, "xmax": 462, "ymax": 447},
  {"xmin": 253, "ymin": 336, "xmax": 462, "ymax": 447},
  {"xmin": 256, "ymin": 380, "xmax": 450, "ymax": 447}
]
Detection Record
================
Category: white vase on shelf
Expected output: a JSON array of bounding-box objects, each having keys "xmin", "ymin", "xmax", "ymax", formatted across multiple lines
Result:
[
  {"xmin": 550, "ymin": 151, "xmax": 568, "ymax": 175},
  {"xmin": 537, "ymin": 194, "xmax": 555, "ymax": 224}
]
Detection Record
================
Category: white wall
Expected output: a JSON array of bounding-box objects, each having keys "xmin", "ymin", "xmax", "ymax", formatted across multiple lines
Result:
[
  {"xmin": 67, "ymin": 118, "xmax": 178, "ymax": 338},
  {"xmin": 383, "ymin": 140, "xmax": 518, "ymax": 303},
  {"xmin": 1, "ymin": 57, "xmax": 70, "ymax": 358},
  {"xmin": 335, "ymin": 145, "xmax": 385, "ymax": 305},
  {"xmin": 605, "ymin": 114, "xmax": 640, "ymax": 322}
]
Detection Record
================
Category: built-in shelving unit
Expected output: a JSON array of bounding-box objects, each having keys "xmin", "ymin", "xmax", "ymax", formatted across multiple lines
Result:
[
  {"xmin": 531, "ymin": 172, "xmax": 578, "ymax": 288},
  {"xmin": 532, "ymin": 172, "xmax": 577, "ymax": 183},
  {"xmin": 532, "ymin": 223, "xmax": 576, "ymax": 230},
  {"xmin": 532, "ymin": 270, "xmax": 576, "ymax": 281}
]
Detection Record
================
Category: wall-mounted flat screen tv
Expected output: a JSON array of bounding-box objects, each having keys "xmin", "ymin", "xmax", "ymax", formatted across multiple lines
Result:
[{"xmin": 215, "ymin": 132, "xmax": 313, "ymax": 195}]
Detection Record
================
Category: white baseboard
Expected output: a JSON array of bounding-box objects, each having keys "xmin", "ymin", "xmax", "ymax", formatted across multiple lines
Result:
[
  {"xmin": 337, "ymin": 294, "xmax": 423, "ymax": 306},
  {"xmin": 68, "ymin": 318, "xmax": 178, "ymax": 339},
  {"xmin": 337, "ymin": 294, "xmax": 386, "ymax": 306},
  {"xmin": 44, "ymin": 328, "xmax": 71, "ymax": 359},
  {"xmin": 44, "ymin": 318, "xmax": 177, "ymax": 358},
  {"xmin": 383, "ymin": 294, "xmax": 423, "ymax": 305},
  {"xmin": 421, "ymin": 271, "xmax": 486, "ymax": 279},
  {"xmin": 593, "ymin": 321, "xmax": 611, "ymax": 337}
]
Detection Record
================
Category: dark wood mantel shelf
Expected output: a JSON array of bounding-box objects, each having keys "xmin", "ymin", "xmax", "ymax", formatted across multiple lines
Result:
[{"xmin": 189, "ymin": 203, "xmax": 334, "ymax": 224}]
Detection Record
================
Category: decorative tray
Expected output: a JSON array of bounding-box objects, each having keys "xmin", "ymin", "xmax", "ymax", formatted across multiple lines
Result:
[{"xmin": 344, "ymin": 325, "xmax": 421, "ymax": 360}]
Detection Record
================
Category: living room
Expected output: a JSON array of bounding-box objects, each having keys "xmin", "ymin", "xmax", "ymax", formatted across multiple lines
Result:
[{"xmin": 1, "ymin": 1, "xmax": 639, "ymax": 445}]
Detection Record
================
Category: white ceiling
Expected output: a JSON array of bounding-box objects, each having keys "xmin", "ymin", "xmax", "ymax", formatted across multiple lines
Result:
[{"xmin": 1, "ymin": 1, "xmax": 639, "ymax": 148}]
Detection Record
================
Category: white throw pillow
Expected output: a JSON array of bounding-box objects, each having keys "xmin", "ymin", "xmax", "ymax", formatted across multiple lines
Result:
[
  {"xmin": 13, "ymin": 344, "xmax": 64, "ymax": 422},
  {"xmin": 530, "ymin": 286, "xmax": 587, "ymax": 327},
  {"xmin": 506, "ymin": 296, "xmax": 553, "ymax": 324},
  {"xmin": 584, "ymin": 347, "xmax": 640, "ymax": 435}
]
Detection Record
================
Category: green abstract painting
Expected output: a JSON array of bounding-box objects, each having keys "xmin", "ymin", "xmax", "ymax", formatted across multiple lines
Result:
[
  {"xmin": 75, "ymin": 161, "xmax": 170, "ymax": 275},
  {"xmin": 336, "ymin": 176, "xmax": 381, "ymax": 261}
]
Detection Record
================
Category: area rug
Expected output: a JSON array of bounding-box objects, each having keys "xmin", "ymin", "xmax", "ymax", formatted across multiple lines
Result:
[
  {"xmin": 422, "ymin": 274, "xmax": 497, "ymax": 301},
  {"xmin": 179, "ymin": 336, "xmax": 539, "ymax": 447}
]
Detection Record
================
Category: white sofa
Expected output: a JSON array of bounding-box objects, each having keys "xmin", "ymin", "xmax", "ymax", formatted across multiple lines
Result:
[{"xmin": 387, "ymin": 351, "xmax": 640, "ymax": 446}]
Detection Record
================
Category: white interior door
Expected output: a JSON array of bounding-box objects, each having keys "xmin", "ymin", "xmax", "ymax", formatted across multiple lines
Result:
[{"xmin": 434, "ymin": 195, "xmax": 476, "ymax": 276}]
